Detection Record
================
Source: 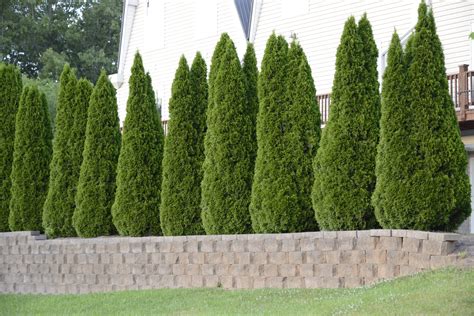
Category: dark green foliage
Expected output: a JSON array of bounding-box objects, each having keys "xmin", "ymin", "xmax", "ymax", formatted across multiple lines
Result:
[
  {"xmin": 284, "ymin": 40, "xmax": 321, "ymax": 231},
  {"xmin": 312, "ymin": 15, "xmax": 380, "ymax": 230},
  {"xmin": 160, "ymin": 54, "xmax": 208, "ymax": 236},
  {"xmin": 242, "ymin": 43, "xmax": 259, "ymax": 172},
  {"xmin": 374, "ymin": 3, "xmax": 470, "ymax": 231},
  {"xmin": 373, "ymin": 32, "xmax": 412, "ymax": 228},
  {"xmin": 9, "ymin": 86, "xmax": 52, "ymax": 231},
  {"xmin": 73, "ymin": 71, "xmax": 121, "ymax": 237},
  {"xmin": 43, "ymin": 64, "xmax": 79, "ymax": 237},
  {"xmin": 0, "ymin": 64, "xmax": 22, "ymax": 231},
  {"xmin": 1, "ymin": 0, "xmax": 122, "ymax": 81},
  {"xmin": 250, "ymin": 35, "xmax": 320, "ymax": 233},
  {"xmin": 207, "ymin": 33, "xmax": 230, "ymax": 115},
  {"xmin": 112, "ymin": 53, "xmax": 164, "ymax": 236},
  {"xmin": 201, "ymin": 38, "xmax": 254, "ymax": 234}
]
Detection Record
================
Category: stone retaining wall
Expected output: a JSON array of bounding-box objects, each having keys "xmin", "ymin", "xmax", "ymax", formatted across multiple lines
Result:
[{"xmin": 0, "ymin": 230, "xmax": 466, "ymax": 294}]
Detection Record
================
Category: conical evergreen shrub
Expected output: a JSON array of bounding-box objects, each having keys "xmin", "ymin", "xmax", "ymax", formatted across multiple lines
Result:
[
  {"xmin": 160, "ymin": 54, "xmax": 207, "ymax": 236},
  {"xmin": 374, "ymin": 2, "xmax": 470, "ymax": 231},
  {"xmin": 372, "ymin": 32, "xmax": 410, "ymax": 228},
  {"xmin": 0, "ymin": 64, "xmax": 22, "ymax": 231},
  {"xmin": 201, "ymin": 38, "xmax": 254, "ymax": 234},
  {"xmin": 43, "ymin": 65, "xmax": 81, "ymax": 237},
  {"xmin": 112, "ymin": 53, "xmax": 164, "ymax": 236},
  {"xmin": 250, "ymin": 35, "xmax": 320, "ymax": 233},
  {"xmin": 9, "ymin": 86, "xmax": 52, "ymax": 231},
  {"xmin": 73, "ymin": 71, "xmax": 121, "ymax": 237},
  {"xmin": 242, "ymin": 42, "xmax": 259, "ymax": 174},
  {"xmin": 312, "ymin": 15, "xmax": 380, "ymax": 230},
  {"xmin": 284, "ymin": 39, "xmax": 321, "ymax": 232}
]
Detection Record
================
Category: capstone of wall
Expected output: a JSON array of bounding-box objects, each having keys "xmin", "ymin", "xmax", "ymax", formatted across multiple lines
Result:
[{"xmin": 0, "ymin": 230, "xmax": 469, "ymax": 294}]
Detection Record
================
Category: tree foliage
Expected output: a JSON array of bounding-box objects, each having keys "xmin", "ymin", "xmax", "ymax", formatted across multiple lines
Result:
[
  {"xmin": 112, "ymin": 53, "xmax": 164, "ymax": 236},
  {"xmin": 0, "ymin": 0, "xmax": 122, "ymax": 82},
  {"xmin": 43, "ymin": 65, "xmax": 93, "ymax": 237},
  {"xmin": 0, "ymin": 63, "xmax": 22, "ymax": 231},
  {"xmin": 250, "ymin": 35, "xmax": 320, "ymax": 233},
  {"xmin": 73, "ymin": 71, "xmax": 121, "ymax": 237},
  {"xmin": 201, "ymin": 37, "xmax": 254, "ymax": 234},
  {"xmin": 9, "ymin": 86, "xmax": 52, "ymax": 231},
  {"xmin": 312, "ymin": 15, "xmax": 380, "ymax": 230},
  {"xmin": 160, "ymin": 54, "xmax": 207, "ymax": 236},
  {"xmin": 374, "ymin": 3, "xmax": 471, "ymax": 231}
]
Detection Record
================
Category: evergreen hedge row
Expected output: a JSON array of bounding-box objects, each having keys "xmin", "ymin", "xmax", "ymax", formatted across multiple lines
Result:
[
  {"xmin": 0, "ymin": 64, "xmax": 22, "ymax": 232},
  {"xmin": 9, "ymin": 86, "xmax": 52, "ymax": 231},
  {"xmin": 112, "ymin": 53, "xmax": 164, "ymax": 236}
]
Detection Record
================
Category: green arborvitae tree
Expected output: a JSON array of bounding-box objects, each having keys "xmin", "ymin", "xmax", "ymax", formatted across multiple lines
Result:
[
  {"xmin": 9, "ymin": 86, "xmax": 52, "ymax": 231},
  {"xmin": 312, "ymin": 15, "xmax": 380, "ymax": 230},
  {"xmin": 208, "ymin": 33, "xmax": 230, "ymax": 114},
  {"xmin": 201, "ymin": 38, "xmax": 254, "ymax": 234},
  {"xmin": 112, "ymin": 53, "xmax": 164, "ymax": 236},
  {"xmin": 160, "ymin": 54, "xmax": 207, "ymax": 236},
  {"xmin": 374, "ymin": 2, "xmax": 470, "ymax": 231},
  {"xmin": 73, "ymin": 70, "xmax": 121, "ymax": 237},
  {"xmin": 0, "ymin": 63, "xmax": 22, "ymax": 231},
  {"xmin": 372, "ymin": 32, "xmax": 411, "ymax": 228},
  {"xmin": 43, "ymin": 65, "xmax": 80, "ymax": 237},
  {"xmin": 242, "ymin": 42, "xmax": 259, "ymax": 173},
  {"xmin": 250, "ymin": 35, "xmax": 319, "ymax": 233},
  {"xmin": 284, "ymin": 39, "xmax": 321, "ymax": 232}
]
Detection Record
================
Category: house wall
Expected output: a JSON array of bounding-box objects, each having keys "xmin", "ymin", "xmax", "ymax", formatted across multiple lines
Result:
[
  {"xmin": 115, "ymin": 0, "xmax": 473, "ymax": 122},
  {"xmin": 0, "ymin": 230, "xmax": 464, "ymax": 294}
]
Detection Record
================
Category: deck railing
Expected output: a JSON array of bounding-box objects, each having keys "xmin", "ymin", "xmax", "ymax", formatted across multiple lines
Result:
[{"xmin": 161, "ymin": 64, "xmax": 474, "ymax": 132}]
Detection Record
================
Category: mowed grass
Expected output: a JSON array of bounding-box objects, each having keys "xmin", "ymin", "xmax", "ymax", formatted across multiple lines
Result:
[{"xmin": 0, "ymin": 268, "xmax": 473, "ymax": 316}]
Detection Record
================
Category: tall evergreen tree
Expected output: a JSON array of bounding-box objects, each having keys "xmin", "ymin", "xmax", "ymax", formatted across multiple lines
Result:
[
  {"xmin": 242, "ymin": 42, "xmax": 259, "ymax": 172},
  {"xmin": 284, "ymin": 39, "xmax": 320, "ymax": 232},
  {"xmin": 201, "ymin": 38, "xmax": 254, "ymax": 234},
  {"xmin": 112, "ymin": 53, "xmax": 164, "ymax": 236},
  {"xmin": 160, "ymin": 54, "xmax": 207, "ymax": 236},
  {"xmin": 372, "ymin": 32, "xmax": 410, "ymax": 228},
  {"xmin": 73, "ymin": 71, "xmax": 121, "ymax": 237},
  {"xmin": 43, "ymin": 65, "xmax": 80, "ymax": 237},
  {"xmin": 250, "ymin": 35, "xmax": 319, "ymax": 233},
  {"xmin": 9, "ymin": 86, "xmax": 52, "ymax": 231},
  {"xmin": 312, "ymin": 15, "xmax": 380, "ymax": 230},
  {"xmin": 374, "ymin": 2, "xmax": 470, "ymax": 231},
  {"xmin": 0, "ymin": 63, "xmax": 22, "ymax": 231}
]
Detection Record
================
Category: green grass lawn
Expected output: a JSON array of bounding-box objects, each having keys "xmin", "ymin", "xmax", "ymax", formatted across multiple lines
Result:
[{"xmin": 1, "ymin": 268, "xmax": 473, "ymax": 316}]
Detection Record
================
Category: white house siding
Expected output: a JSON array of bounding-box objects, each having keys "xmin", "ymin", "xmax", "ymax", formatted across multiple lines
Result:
[
  {"xmin": 116, "ymin": 0, "xmax": 474, "ymax": 121},
  {"xmin": 116, "ymin": 0, "xmax": 247, "ymax": 122}
]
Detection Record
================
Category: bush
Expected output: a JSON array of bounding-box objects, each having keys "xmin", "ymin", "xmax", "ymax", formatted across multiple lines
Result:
[
  {"xmin": 43, "ymin": 64, "xmax": 82, "ymax": 237},
  {"xmin": 112, "ymin": 53, "xmax": 164, "ymax": 236},
  {"xmin": 160, "ymin": 54, "xmax": 207, "ymax": 236},
  {"xmin": 73, "ymin": 70, "xmax": 121, "ymax": 237},
  {"xmin": 201, "ymin": 37, "xmax": 254, "ymax": 234},
  {"xmin": 0, "ymin": 63, "xmax": 22, "ymax": 231},
  {"xmin": 374, "ymin": 3, "xmax": 471, "ymax": 231},
  {"xmin": 312, "ymin": 15, "xmax": 380, "ymax": 230},
  {"xmin": 250, "ymin": 35, "xmax": 320, "ymax": 232},
  {"xmin": 9, "ymin": 86, "xmax": 52, "ymax": 231}
]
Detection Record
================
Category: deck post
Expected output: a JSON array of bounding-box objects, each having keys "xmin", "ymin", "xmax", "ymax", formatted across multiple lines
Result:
[{"xmin": 458, "ymin": 64, "xmax": 469, "ymax": 121}]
